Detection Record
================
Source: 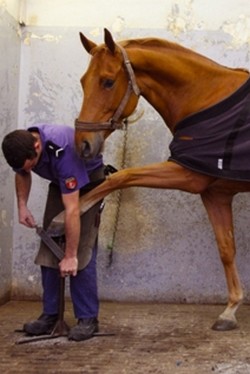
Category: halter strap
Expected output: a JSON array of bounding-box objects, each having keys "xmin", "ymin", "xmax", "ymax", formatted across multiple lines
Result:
[
  {"xmin": 75, "ymin": 45, "xmax": 140, "ymax": 132},
  {"xmin": 119, "ymin": 46, "xmax": 140, "ymax": 96}
]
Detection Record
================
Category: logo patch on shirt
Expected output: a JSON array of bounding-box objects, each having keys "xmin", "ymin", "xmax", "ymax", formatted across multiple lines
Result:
[{"xmin": 65, "ymin": 177, "xmax": 77, "ymax": 190}]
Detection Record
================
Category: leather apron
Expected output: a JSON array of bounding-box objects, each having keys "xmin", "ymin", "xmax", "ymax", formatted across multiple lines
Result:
[{"xmin": 35, "ymin": 167, "xmax": 105, "ymax": 270}]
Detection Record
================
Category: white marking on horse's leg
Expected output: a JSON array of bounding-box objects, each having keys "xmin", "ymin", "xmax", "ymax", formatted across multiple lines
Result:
[{"xmin": 219, "ymin": 302, "xmax": 241, "ymax": 322}]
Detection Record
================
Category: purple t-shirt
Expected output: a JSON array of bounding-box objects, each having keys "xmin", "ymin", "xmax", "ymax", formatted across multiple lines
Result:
[{"xmin": 26, "ymin": 124, "xmax": 103, "ymax": 194}]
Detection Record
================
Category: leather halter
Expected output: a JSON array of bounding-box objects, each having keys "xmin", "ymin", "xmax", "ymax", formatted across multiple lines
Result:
[{"xmin": 75, "ymin": 46, "xmax": 140, "ymax": 132}]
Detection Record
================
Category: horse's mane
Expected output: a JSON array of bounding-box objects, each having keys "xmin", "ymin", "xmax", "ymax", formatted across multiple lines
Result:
[
  {"xmin": 120, "ymin": 37, "xmax": 249, "ymax": 74},
  {"xmin": 121, "ymin": 37, "xmax": 193, "ymax": 54}
]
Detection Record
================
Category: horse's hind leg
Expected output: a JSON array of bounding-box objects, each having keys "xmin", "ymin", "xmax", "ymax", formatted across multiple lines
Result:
[{"xmin": 201, "ymin": 188, "xmax": 243, "ymax": 331}]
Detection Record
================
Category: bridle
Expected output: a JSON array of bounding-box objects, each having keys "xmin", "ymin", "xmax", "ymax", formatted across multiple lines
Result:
[{"xmin": 74, "ymin": 45, "xmax": 140, "ymax": 132}]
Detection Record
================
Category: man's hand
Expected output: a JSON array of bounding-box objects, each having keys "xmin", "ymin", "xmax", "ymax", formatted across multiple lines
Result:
[
  {"xmin": 19, "ymin": 206, "xmax": 36, "ymax": 228},
  {"xmin": 15, "ymin": 172, "xmax": 36, "ymax": 228},
  {"xmin": 59, "ymin": 256, "xmax": 78, "ymax": 277}
]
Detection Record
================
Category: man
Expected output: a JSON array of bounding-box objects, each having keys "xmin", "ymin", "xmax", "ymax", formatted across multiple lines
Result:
[{"xmin": 2, "ymin": 123, "xmax": 105, "ymax": 341}]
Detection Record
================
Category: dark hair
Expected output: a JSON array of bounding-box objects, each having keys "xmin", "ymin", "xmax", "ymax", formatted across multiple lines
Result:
[{"xmin": 1, "ymin": 130, "xmax": 37, "ymax": 169}]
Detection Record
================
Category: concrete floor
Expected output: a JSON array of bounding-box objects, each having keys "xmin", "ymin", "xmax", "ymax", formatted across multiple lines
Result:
[{"xmin": 1, "ymin": 300, "xmax": 250, "ymax": 374}]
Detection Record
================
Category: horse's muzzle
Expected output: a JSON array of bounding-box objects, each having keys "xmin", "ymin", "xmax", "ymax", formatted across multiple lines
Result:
[
  {"xmin": 80, "ymin": 141, "xmax": 91, "ymax": 159},
  {"xmin": 76, "ymin": 131, "xmax": 104, "ymax": 160}
]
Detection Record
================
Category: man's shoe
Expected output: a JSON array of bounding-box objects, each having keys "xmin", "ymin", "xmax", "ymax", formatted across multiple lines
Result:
[
  {"xmin": 68, "ymin": 317, "xmax": 99, "ymax": 341},
  {"xmin": 23, "ymin": 313, "xmax": 58, "ymax": 336}
]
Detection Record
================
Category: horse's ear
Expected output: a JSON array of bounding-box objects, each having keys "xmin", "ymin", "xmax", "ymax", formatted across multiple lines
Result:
[
  {"xmin": 104, "ymin": 28, "xmax": 116, "ymax": 55},
  {"xmin": 79, "ymin": 32, "xmax": 97, "ymax": 54}
]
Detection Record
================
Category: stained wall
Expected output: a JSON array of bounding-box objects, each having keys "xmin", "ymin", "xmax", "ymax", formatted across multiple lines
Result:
[
  {"xmin": 1, "ymin": 0, "xmax": 250, "ymax": 304},
  {"xmin": 0, "ymin": 5, "xmax": 20, "ymax": 303}
]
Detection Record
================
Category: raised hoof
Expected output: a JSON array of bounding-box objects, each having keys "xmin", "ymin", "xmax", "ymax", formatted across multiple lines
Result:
[{"xmin": 212, "ymin": 319, "xmax": 238, "ymax": 331}]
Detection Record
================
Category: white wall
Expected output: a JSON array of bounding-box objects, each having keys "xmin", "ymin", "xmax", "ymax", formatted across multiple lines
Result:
[
  {"xmin": 0, "ymin": 1, "xmax": 21, "ymax": 304},
  {"xmin": 0, "ymin": 0, "xmax": 19, "ymax": 20},
  {"xmin": 20, "ymin": 0, "xmax": 250, "ymax": 36}
]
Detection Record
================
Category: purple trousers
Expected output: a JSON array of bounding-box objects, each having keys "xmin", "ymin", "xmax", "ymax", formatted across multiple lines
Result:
[{"xmin": 41, "ymin": 242, "xmax": 99, "ymax": 319}]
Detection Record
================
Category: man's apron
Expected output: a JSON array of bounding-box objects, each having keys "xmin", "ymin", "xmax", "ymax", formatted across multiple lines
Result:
[{"xmin": 35, "ymin": 167, "xmax": 105, "ymax": 270}]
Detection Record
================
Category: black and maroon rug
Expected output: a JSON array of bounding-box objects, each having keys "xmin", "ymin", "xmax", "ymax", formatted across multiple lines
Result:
[{"xmin": 169, "ymin": 76, "xmax": 250, "ymax": 181}]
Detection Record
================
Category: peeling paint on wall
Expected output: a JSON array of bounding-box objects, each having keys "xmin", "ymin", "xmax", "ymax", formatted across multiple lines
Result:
[
  {"xmin": 23, "ymin": 32, "xmax": 62, "ymax": 45},
  {"xmin": 167, "ymin": 1, "xmax": 198, "ymax": 36},
  {"xmin": 222, "ymin": 15, "xmax": 250, "ymax": 46}
]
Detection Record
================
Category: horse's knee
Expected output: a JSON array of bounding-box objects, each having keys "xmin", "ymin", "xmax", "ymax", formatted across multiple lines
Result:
[
  {"xmin": 178, "ymin": 167, "xmax": 215, "ymax": 194},
  {"xmin": 188, "ymin": 174, "xmax": 212, "ymax": 194}
]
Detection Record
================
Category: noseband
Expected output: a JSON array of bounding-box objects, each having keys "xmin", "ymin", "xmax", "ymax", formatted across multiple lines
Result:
[{"xmin": 75, "ymin": 46, "xmax": 140, "ymax": 132}]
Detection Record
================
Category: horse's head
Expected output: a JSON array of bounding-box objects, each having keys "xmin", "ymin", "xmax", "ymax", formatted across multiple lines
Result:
[{"xmin": 75, "ymin": 28, "xmax": 140, "ymax": 159}]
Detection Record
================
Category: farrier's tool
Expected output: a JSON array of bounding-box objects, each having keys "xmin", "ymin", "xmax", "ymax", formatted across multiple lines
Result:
[
  {"xmin": 15, "ymin": 226, "xmax": 69, "ymax": 344},
  {"xmin": 35, "ymin": 226, "xmax": 65, "ymax": 261},
  {"xmin": 36, "ymin": 227, "xmax": 70, "ymax": 337}
]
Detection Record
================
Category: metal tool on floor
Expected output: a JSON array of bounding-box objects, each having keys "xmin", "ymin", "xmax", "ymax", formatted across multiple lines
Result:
[
  {"xmin": 15, "ymin": 227, "xmax": 69, "ymax": 344},
  {"xmin": 15, "ymin": 225, "xmax": 115, "ymax": 344}
]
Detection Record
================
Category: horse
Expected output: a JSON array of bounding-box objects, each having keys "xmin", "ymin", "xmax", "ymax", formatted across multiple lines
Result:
[{"xmin": 50, "ymin": 28, "xmax": 250, "ymax": 331}]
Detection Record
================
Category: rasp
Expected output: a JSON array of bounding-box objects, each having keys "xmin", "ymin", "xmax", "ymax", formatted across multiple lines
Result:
[{"xmin": 35, "ymin": 225, "xmax": 64, "ymax": 261}]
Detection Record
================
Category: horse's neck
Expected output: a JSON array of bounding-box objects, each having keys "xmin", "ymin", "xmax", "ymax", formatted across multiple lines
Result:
[{"xmin": 130, "ymin": 46, "xmax": 248, "ymax": 132}]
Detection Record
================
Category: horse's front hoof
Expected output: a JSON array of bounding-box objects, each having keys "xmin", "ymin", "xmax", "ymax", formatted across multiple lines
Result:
[{"xmin": 211, "ymin": 319, "xmax": 238, "ymax": 331}]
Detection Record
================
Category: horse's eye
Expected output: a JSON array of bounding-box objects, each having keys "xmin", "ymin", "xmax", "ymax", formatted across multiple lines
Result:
[{"xmin": 103, "ymin": 79, "xmax": 114, "ymax": 89}]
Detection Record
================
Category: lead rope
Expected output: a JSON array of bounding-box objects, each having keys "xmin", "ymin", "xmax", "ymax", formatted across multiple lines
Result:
[{"xmin": 107, "ymin": 123, "xmax": 128, "ymax": 267}]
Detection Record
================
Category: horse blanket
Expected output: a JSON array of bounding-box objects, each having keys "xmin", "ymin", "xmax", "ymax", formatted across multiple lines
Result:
[{"xmin": 169, "ymin": 76, "xmax": 250, "ymax": 181}]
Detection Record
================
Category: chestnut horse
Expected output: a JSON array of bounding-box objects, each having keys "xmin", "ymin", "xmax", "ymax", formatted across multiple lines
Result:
[{"xmin": 51, "ymin": 29, "xmax": 250, "ymax": 331}]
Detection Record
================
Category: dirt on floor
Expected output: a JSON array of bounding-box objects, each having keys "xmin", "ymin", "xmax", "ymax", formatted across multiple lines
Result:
[{"xmin": 0, "ymin": 301, "xmax": 250, "ymax": 374}]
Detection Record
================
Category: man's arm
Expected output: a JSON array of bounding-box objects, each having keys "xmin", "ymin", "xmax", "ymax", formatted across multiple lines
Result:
[
  {"xmin": 15, "ymin": 172, "xmax": 36, "ymax": 228},
  {"xmin": 59, "ymin": 190, "xmax": 80, "ymax": 276}
]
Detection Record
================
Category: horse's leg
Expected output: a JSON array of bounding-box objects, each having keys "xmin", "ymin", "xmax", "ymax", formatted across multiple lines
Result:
[
  {"xmin": 49, "ymin": 161, "xmax": 213, "ymax": 230},
  {"xmin": 79, "ymin": 161, "xmax": 214, "ymax": 213},
  {"xmin": 200, "ymin": 188, "xmax": 243, "ymax": 331}
]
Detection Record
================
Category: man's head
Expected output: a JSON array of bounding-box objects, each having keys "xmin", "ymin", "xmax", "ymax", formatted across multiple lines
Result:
[{"xmin": 2, "ymin": 130, "xmax": 38, "ymax": 169}]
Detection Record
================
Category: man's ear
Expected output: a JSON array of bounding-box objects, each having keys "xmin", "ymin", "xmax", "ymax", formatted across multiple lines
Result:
[
  {"xmin": 34, "ymin": 139, "xmax": 42, "ymax": 156},
  {"xmin": 34, "ymin": 140, "xmax": 40, "ymax": 150}
]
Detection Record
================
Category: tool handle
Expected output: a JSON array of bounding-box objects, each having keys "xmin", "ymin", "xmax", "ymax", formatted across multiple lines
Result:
[{"xmin": 35, "ymin": 226, "xmax": 65, "ymax": 261}]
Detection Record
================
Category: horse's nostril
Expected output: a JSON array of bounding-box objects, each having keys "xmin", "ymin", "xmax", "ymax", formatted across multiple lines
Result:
[{"xmin": 80, "ymin": 141, "xmax": 91, "ymax": 158}]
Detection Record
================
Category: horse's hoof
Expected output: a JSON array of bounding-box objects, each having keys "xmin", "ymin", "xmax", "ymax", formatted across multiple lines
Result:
[{"xmin": 211, "ymin": 319, "xmax": 238, "ymax": 331}]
